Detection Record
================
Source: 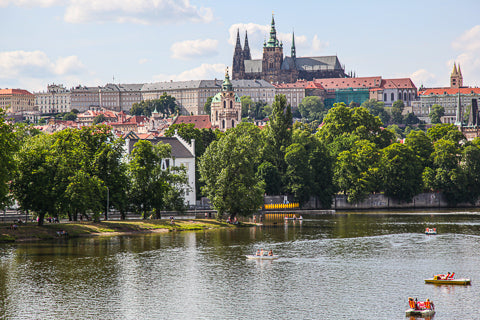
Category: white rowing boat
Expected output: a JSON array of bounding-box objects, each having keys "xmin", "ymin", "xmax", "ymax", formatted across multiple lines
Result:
[{"xmin": 246, "ymin": 254, "xmax": 279, "ymax": 260}]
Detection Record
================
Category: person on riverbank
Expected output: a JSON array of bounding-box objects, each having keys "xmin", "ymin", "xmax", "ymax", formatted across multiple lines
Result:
[{"xmin": 268, "ymin": 250, "xmax": 273, "ymax": 256}]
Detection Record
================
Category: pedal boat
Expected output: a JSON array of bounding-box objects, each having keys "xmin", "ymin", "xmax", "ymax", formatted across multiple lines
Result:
[
  {"xmin": 405, "ymin": 308, "xmax": 435, "ymax": 317},
  {"xmin": 246, "ymin": 254, "xmax": 279, "ymax": 260},
  {"xmin": 425, "ymin": 227, "xmax": 437, "ymax": 235},
  {"xmin": 425, "ymin": 277, "xmax": 471, "ymax": 285}
]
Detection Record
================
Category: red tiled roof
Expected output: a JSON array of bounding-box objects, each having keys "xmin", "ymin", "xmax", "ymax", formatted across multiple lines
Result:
[
  {"xmin": 173, "ymin": 115, "xmax": 212, "ymax": 129},
  {"xmin": 0, "ymin": 88, "xmax": 34, "ymax": 96},
  {"xmin": 314, "ymin": 77, "xmax": 382, "ymax": 90},
  {"xmin": 381, "ymin": 78, "xmax": 417, "ymax": 90},
  {"xmin": 419, "ymin": 87, "xmax": 480, "ymax": 96}
]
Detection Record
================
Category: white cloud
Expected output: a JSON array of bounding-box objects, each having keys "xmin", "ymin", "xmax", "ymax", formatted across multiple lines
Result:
[
  {"xmin": 0, "ymin": 0, "xmax": 62, "ymax": 7},
  {"xmin": 228, "ymin": 23, "xmax": 328, "ymax": 59},
  {"xmin": 0, "ymin": 50, "xmax": 86, "ymax": 91},
  {"xmin": 1, "ymin": 0, "xmax": 213, "ymax": 24},
  {"xmin": 451, "ymin": 25, "xmax": 480, "ymax": 86},
  {"xmin": 410, "ymin": 69, "xmax": 436, "ymax": 86},
  {"xmin": 64, "ymin": 0, "xmax": 213, "ymax": 24},
  {"xmin": 138, "ymin": 58, "xmax": 149, "ymax": 64},
  {"xmin": 153, "ymin": 63, "xmax": 226, "ymax": 82},
  {"xmin": 0, "ymin": 50, "xmax": 85, "ymax": 78},
  {"xmin": 171, "ymin": 39, "xmax": 218, "ymax": 60}
]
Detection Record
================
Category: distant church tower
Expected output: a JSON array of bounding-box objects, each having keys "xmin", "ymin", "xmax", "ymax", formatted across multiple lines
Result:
[
  {"xmin": 210, "ymin": 68, "xmax": 242, "ymax": 132},
  {"xmin": 451, "ymin": 62, "xmax": 463, "ymax": 88},
  {"xmin": 262, "ymin": 14, "xmax": 284, "ymax": 83},
  {"xmin": 232, "ymin": 30, "xmax": 245, "ymax": 80}
]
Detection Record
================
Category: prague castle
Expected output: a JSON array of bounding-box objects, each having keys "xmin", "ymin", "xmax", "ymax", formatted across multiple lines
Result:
[{"xmin": 232, "ymin": 15, "xmax": 348, "ymax": 83}]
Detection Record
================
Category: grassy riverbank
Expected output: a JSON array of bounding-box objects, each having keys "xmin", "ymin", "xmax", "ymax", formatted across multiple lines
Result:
[{"xmin": 0, "ymin": 219, "xmax": 248, "ymax": 243}]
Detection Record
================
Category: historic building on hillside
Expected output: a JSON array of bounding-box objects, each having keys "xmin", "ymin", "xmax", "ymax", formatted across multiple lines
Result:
[
  {"xmin": 232, "ymin": 15, "xmax": 348, "ymax": 83},
  {"xmin": 210, "ymin": 69, "xmax": 242, "ymax": 131},
  {"xmin": 413, "ymin": 63, "xmax": 479, "ymax": 124}
]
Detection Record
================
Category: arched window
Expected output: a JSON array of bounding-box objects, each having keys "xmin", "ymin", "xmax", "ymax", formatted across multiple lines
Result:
[
  {"xmin": 398, "ymin": 92, "xmax": 401, "ymax": 100},
  {"xmin": 384, "ymin": 93, "xmax": 387, "ymax": 101},
  {"xmin": 223, "ymin": 101, "xmax": 226, "ymax": 108},
  {"xmin": 404, "ymin": 92, "xmax": 407, "ymax": 101},
  {"xmin": 391, "ymin": 93, "xmax": 394, "ymax": 101},
  {"xmin": 232, "ymin": 119, "xmax": 235, "ymax": 128},
  {"xmin": 216, "ymin": 111, "xmax": 218, "ymax": 121},
  {"xmin": 222, "ymin": 120, "xmax": 225, "ymax": 129},
  {"xmin": 230, "ymin": 100, "xmax": 233, "ymax": 108}
]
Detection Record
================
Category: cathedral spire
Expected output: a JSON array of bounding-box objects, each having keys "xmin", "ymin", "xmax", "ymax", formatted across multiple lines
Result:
[
  {"xmin": 291, "ymin": 30, "xmax": 296, "ymax": 60},
  {"xmin": 243, "ymin": 30, "xmax": 251, "ymax": 60},
  {"xmin": 452, "ymin": 62, "xmax": 458, "ymax": 75},
  {"xmin": 235, "ymin": 29, "xmax": 242, "ymax": 50}
]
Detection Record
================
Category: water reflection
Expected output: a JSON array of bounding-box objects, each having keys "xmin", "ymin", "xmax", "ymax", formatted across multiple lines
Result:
[{"xmin": 0, "ymin": 212, "xmax": 479, "ymax": 319}]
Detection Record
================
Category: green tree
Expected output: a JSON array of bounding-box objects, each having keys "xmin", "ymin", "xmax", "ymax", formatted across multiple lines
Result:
[
  {"xmin": 285, "ymin": 129, "xmax": 334, "ymax": 207},
  {"xmin": 391, "ymin": 100, "xmax": 405, "ymax": 124},
  {"xmin": 263, "ymin": 94, "xmax": 292, "ymax": 185},
  {"xmin": 360, "ymin": 99, "xmax": 390, "ymax": 124},
  {"xmin": 199, "ymin": 123, "xmax": 265, "ymax": 219},
  {"xmin": 241, "ymin": 95, "xmax": 255, "ymax": 118},
  {"xmin": 92, "ymin": 114, "xmax": 106, "ymax": 125},
  {"xmin": 298, "ymin": 96, "xmax": 325, "ymax": 121},
  {"xmin": 426, "ymin": 123, "xmax": 465, "ymax": 143},
  {"xmin": 429, "ymin": 104, "xmax": 445, "ymax": 124},
  {"xmin": 257, "ymin": 161, "xmax": 282, "ymax": 195},
  {"xmin": 404, "ymin": 130, "xmax": 434, "ymax": 168},
  {"xmin": 127, "ymin": 140, "xmax": 171, "ymax": 218},
  {"xmin": 65, "ymin": 171, "xmax": 107, "ymax": 222},
  {"xmin": 378, "ymin": 143, "xmax": 423, "ymax": 202},
  {"xmin": 404, "ymin": 112, "xmax": 420, "ymax": 125},
  {"xmin": 0, "ymin": 110, "xmax": 17, "ymax": 209},
  {"xmin": 204, "ymin": 96, "xmax": 213, "ymax": 115},
  {"xmin": 422, "ymin": 138, "xmax": 466, "ymax": 205},
  {"xmin": 63, "ymin": 112, "xmax": 77, "ymax": 121},
  {"xmin": 333, "ymin": 140, "xmax": 380, "ymax": 203},
  {"xmin": 318, "ymin": 103, "xmax": 394, "ymax": 149},
  {"xmin": 156, "ymin": 92, "xmax": 178, "ymax": 116},
  {"xmin": 12, "ymin": 134, "xmax": 58, "ymax": 225}
]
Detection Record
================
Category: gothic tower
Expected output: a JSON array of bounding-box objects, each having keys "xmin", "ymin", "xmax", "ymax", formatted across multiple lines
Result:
[
  {"xmin": 243, "ymin": 31, "xmax": 251, "ymax": 61},
  {"xmin": 210, "ymin": 68, "xmax": 242, "ymax": 132},
  {"xmin": 450, "ymin": 62, "xmax": 463, "ymax": 88},
  {"xmin": 262, "ymin": 14, "xmax": 284, "ymax": 83},
  {"xmin": 232, "ymin": 29, "xmax": 245, "ymax": 80}
]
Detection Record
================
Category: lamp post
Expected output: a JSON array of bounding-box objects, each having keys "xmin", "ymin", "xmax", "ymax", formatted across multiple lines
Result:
[{"xmin": 106, "ymin": 186, "xmax": 109, "ymax": 221}]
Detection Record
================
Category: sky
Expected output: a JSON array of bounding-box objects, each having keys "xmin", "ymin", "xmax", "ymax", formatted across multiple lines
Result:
[{"xmin": 1, "ymin": 0, "xmax": 480, "ymax": 92}]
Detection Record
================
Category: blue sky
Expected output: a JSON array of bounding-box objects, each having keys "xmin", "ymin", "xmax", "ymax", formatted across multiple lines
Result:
[{"xmin": 1, "ymin": 0, "xmax": 480, "ymax": 92}]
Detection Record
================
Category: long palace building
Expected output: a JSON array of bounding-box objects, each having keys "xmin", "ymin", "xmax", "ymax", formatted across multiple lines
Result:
[{"xmin": 232, "ymin": 15, "xmax": 348, "ymax": 83}]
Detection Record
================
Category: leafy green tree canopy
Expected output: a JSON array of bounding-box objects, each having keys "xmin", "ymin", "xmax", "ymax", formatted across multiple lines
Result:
[
  {"xmin": 429, "ymin": 104, "xmax": 445, "ymax": 124},
  {"xmin": 298, "ymin": 96, "xmax": 325, "ymax": 122},
  {"xmin": 199, "ymin": 122, "xmax": 265, "ymax": 218}
]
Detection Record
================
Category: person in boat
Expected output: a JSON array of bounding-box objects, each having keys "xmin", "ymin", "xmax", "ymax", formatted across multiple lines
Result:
[
  {"xmin": 256, "ymin": 249, "xmax": 260, "ymax": 256},
  {"xmin": 448, "ymin": 272, "xmax": 455, "ymax": 279},
  {"xmin": 268, "ymin": 250, "xmax": 273, "ymax": 256},
  {"xmin": 408, "ymin": 297, "xmax": 415, "ymax": 309},
  {"xmin": 425, "ymin": 299, "xmax": 431, "ymax": 310}
]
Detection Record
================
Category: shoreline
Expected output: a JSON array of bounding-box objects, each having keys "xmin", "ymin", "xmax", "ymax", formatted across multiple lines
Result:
[{"xmin": 1, "ymin": 219, "xmax": 251, "ymax": 243}]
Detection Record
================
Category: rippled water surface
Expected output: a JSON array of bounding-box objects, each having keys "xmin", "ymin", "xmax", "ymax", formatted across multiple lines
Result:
[{"xmin": 1, "ymin": 211, "xmax": 480, "ymax": 319}]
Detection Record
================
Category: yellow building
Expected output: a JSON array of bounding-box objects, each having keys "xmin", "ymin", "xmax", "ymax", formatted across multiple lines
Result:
[{"xmin": 0, "ymin": 88, "xmax": 36, "ymax": 113}]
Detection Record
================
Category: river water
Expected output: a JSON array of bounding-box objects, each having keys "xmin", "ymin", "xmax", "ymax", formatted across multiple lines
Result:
[{"xmin": 1, "ymin": 211, "xmax": 479, "ymax": 320}]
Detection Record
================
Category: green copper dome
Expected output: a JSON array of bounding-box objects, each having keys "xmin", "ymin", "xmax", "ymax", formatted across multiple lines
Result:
[{"xmin": 222, "ymin": 68, "xmax": 233, "ymax": 91}]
